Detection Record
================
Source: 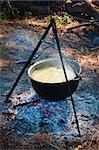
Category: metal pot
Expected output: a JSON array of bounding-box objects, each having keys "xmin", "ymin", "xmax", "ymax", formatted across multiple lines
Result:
[{"xmin": 28, "ymin": 57, "xmax": 81, "ymax": 101}]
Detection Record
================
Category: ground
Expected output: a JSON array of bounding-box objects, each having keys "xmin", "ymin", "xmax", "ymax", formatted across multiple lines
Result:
[{"xmin": 0, "ymin": 18, "xmax": 99, "ymax": 150}]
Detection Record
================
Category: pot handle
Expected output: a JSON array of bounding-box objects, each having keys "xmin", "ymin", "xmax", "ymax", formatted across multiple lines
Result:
[{"xmin": 73, "ymin": 76, "xmax": 82, "ymax": 81}]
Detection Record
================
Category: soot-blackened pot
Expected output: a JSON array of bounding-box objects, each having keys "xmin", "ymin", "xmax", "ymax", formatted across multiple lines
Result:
[{"xmin": 28, "ymin": 57, "xmax": 81, "ymax": 101}]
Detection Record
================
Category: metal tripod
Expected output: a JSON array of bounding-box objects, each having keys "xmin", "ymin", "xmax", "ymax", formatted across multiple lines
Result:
[{"xmin": 5, "ymin": 16, "xmax": 81, "ymax": 137}]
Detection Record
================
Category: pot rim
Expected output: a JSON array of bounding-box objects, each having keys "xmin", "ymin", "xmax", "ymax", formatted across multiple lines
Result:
[{"xmin": 28, "ymin": 57, "xmax": 82, "ymax": 83}]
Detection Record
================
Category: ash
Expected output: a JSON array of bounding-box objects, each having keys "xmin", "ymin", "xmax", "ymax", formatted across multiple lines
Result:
[
  {"xmin": 10, "ymin": 90, "xmax": 72, "ymax": 139},
  {"xmin": 8, "ymin": 87, "xmax": 99, "ymax": 140}
]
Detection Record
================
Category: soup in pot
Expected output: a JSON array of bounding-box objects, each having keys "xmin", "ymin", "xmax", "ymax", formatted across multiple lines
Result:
[{"xmin": 31, "ymin": 66, "xmax": 76, "ymax": 83}]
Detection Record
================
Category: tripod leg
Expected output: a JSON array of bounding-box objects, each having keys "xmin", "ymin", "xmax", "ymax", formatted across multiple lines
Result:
[
  {"xmin": 51, "ymin": 17, "xmax": 81, "ymax": 137},
  {"xmin": 71, "ymin": 96, "xmax": 81, "ymax": 137},
  {"xmin": 5, "ymin": 22, "xmax": 52, "ymax": 102}
]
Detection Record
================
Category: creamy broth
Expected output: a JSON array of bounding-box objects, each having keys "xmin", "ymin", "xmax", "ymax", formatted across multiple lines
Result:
[{"xmin": 31, "ymin": 66, "xmax": 76, "ymax": 83}]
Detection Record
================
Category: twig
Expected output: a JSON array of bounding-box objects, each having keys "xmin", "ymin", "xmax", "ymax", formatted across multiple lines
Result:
[
  {"xmin": 67, "ymin": 22, "xmax": 99, "ymax": 31},
  {"xmin": 13, "ymin": 99, "xmax": 38, "ymax": 109}
]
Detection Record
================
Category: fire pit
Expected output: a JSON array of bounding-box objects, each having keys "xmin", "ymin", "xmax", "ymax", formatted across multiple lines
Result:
[{"xmin": 28, "ymin": 57, "xmax": 82, "ymax": 100}]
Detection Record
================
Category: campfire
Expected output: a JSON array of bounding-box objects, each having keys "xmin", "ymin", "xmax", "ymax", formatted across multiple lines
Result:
[
  {"xmin": 5, "ymin": 85, "xmax": 98, "ymax": 141},
  {"xmin": 3, "ymin": 17, "xmax": 98, "ymax": 141}
]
